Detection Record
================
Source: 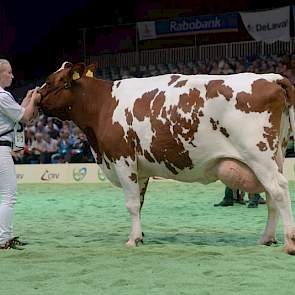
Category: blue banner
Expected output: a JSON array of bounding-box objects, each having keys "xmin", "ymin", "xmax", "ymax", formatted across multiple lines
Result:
[{"xmin": 155, "ymin": 13, "xmax": 238, "ymax": 37}]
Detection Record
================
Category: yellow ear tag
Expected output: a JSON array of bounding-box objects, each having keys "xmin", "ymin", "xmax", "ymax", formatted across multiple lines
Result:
[
  {"xmin": 86, "ymin": 70, "xmax": 94, "ymax": 78},
  {"xmin": 72, "ymin": 71, "xmax": 80, "ymax": 80}
]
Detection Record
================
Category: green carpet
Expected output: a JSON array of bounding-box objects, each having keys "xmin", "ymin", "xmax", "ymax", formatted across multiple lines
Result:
[{"xmin": 1, "ymin": 181, "xmax": 295, "ymax": 295}]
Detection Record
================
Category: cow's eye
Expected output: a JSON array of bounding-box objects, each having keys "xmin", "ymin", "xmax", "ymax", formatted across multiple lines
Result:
[{"xmin": 64, "ymin": 81, "xmax": 71, "ymax": 88}]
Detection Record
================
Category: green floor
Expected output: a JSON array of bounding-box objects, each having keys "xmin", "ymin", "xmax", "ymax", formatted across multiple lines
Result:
[{"xmin": 1, "ymin": 181, "xmax": 295, "ymax": 295}]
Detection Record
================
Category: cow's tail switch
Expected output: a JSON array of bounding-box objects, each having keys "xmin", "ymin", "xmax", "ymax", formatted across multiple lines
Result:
[{"xmin": 289, "ymin": 105, "xmax": 295, "ymax": 151}]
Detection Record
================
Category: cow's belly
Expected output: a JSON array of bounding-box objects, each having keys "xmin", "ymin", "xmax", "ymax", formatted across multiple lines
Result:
[{"xmin": 137, "ymin": 155, "xmax": 218, "ymax": 184}]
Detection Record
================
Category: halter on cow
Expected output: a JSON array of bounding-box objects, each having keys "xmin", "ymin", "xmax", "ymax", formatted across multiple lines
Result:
[{"xmin": 38, "ymin": 62, "xmax": 295, "ymax": 254}]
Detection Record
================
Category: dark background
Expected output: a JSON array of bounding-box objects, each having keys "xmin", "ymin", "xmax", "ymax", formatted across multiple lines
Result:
[{"xmin": 0, "ymin": 0, "xmax": 293, "ymax": 83}]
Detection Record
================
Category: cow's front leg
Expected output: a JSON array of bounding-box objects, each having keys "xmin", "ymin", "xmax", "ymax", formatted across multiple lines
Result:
[
  {"xmin": 116, "ymin": 163, "xmax": 143, "ymax": 246},
  {"xmin": 258, "ymin": 193, "xmax": 279, "ymax": 246}
]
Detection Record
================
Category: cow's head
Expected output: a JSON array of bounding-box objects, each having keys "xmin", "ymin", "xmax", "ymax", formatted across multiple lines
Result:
[{"xmin": 38, "ymin": 62, "xmax": 85, "ymax": 120}]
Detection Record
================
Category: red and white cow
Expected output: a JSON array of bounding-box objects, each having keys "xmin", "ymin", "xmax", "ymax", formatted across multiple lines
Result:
[{"xmin": 38, "ymin": 62, "xmax": 295, "ymax": 254}]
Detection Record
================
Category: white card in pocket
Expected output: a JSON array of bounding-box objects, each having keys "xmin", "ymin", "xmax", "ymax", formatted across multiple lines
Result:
[{"xmin": 13, "ymin": 122, "xmax": 25, "ymax": 151}]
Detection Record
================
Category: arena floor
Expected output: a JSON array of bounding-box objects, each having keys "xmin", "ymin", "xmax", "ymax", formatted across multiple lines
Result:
[{"xmin": 1, "ymin": 181, "xmax": 295, "ymax": 294}]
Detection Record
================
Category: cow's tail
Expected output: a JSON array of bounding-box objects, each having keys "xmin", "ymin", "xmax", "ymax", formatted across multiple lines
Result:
[
  {"xmin": 289, "ymin": 105, "xmax": 295, "ymax": 148},
  {"xmin": 277, "ymin": 77, "xmax": 295, "ymax": 150}
]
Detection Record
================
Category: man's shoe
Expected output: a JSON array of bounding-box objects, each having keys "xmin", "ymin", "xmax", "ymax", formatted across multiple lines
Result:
[
  {"xmin": 214, "ymin": 198, "xmax": 234, "ymax": 207},
  {"xmin": 0, "ymin": 237, "xmax": 28, "ymax": 250},
  {"xmin": 258, "ymin": 196, "xmax": 266, "ymax": 204},
  {"xmin": 247, "ymin": 194, "xmax": 261, "ymax": 208},
  {"xmin": 247, "ymin": 201, "xmax": 258, "ymax": 208}
]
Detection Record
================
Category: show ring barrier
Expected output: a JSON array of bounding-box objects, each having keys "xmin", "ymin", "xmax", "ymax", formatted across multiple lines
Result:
[{"xmin": 15, "ymin": 158, "xmax": 295, "ymax": 183}]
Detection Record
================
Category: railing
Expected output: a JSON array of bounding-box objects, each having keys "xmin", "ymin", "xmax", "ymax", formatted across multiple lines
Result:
[{"xmin": 89, "ymin": 38, "xmax": 295, "ymax": 68}]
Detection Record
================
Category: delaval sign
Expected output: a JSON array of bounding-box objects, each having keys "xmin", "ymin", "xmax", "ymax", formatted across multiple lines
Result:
[
  {"xmin": 137, "ymin": 13, "xmax": 238, "ymax": 40},
  {"xmin": 240, "ymin": 6, "xmax": 290, "ymax": 43}
]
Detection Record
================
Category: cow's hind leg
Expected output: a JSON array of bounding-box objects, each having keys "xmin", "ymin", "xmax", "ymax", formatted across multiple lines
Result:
[
  {"xmin": 116, "ymin": 162, "xmax": 145, "ymax": 246},
  {"xmin": 257, "ymin": 192, "xmax": 279, "ymax": 246},
  {"xmin": 266, "ymin": 173, "xmax": 295, "ymax": 255}
]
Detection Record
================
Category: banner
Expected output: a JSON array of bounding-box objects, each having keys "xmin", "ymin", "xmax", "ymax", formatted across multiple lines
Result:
[
  {"xmin": 240, "ymin": 6, "xmax": 290, "ymax": 43},
  {"xmin": 137, "ymin": 21, "xmax": 157, "ymax": 41},
  {"xmin": 15, "ymin": 163, "xmax": 107, "ymax": 184},
  {"xmin": 137, "ymin": 13, "xmax": 238, "ymax": 41},
  {"xmin": 14, "ymin": 159, "xmax": 295, "ymax": 183}
]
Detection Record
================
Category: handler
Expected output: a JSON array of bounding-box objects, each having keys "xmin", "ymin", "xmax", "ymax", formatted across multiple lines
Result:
[{"xmin": 0, "ymin": 59, "xmax": 40, "ymax": 249}]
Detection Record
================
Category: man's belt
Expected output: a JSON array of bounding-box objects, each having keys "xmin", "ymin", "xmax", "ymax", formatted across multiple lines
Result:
[{"xmin": 0, "ymin": 141, "xmax": 12, "ymax": 147}]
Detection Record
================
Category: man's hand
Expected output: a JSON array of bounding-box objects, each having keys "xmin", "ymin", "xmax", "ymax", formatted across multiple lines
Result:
[{"xmin": 31, "ymin": 88, "xmax": 41, "ymax": 105}]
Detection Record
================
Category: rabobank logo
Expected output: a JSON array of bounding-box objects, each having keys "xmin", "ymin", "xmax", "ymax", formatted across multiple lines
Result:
[
  {"xmin": 170, "ymin": 17, "xmax": 221, "ymax": 32},
  {"xmin": 41, "ymin": 170, "xmax": 60, "ymax": 181},
  {"xmin": 73, "ymin": 167, "xmax": 87, "ymax": 181}
]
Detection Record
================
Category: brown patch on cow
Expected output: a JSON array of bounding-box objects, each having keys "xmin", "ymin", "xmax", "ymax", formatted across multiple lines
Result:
[
  {"xmin": 235, "ymin": 79, "xmax": 286, "ymax": 153},
  {"xmin": 133, "ymin": 89, "xmax": 158, "ymax": 121},
  {"xmin": 257, "ymin": 141, "xmax": 268, "ymax": 151},
  {"xmin": 276, "ymin": 78, "xmax": 295, "ymax": 106},
  {"xmin": 179, "ymin": 88, "xmax": 202, "ymax": 113},
  {"xmin": 116, "ymin": 81, "xmax": 121, "ymax": 88},
  {"xmin": 198, "ymin": 110, "xmax": 204, "ymax": 117},
  {"xmin": 126, "ymin": 128, "xmax": 143, "ymax": 155},
  {"xmin": 168, "ymin": 75, "xmax": 181, "ymax": 86},
  {"xmin": 147, "ymin": 88, "xmax": 205, "ymax": 174},
  {"xmin": 152, "ymin": 91, "xmax": 166, "ymax": 117},
  {"xmin": 84, "ymin": 127, "xmax": 102, "ymax": 164},
  {"xmin": 210, "ymin": 117, "xmax": 218, "ymax": 130},
  {"xmin": 104, "ymin": 158, "xmax": 111, "ymax": 169},
  {"xmin": 144, "ymin": 150, "xmax": 156, "ymax": 163},
  {"xmin": 175, "ymin": 80, "xmax": 188, "ymax": 88},
  {"xmin": 161, "ymin": 107, "xmax": 167, "ymax": 119},
  {"xmin": 129, "ymin": 173, "xmax": 138, "ymax": 183},
  {"xmin": 206, "ymin": 80, "xmax": 234, "ymax": 101},
  {"xmin": 125, "ymin": 108, "xmax": 133, "ymax": 125},
  {"xmin": 220, "ymin": 127, "xmax": 229, "ymax": 137},
  {"xmin": 96, "ymin": 92, "xmax": 144, "ymax": 162}
]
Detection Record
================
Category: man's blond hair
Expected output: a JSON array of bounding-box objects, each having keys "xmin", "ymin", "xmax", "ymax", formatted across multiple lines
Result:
[{"xmin": 0, "ymin": 59, "xmax": 10, "ymax": 72}]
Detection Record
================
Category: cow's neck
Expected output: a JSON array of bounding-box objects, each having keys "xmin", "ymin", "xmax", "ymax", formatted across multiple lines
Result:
[{"xmin": 69, "ymin": 78, "xmax": 114, "ymax": 164}]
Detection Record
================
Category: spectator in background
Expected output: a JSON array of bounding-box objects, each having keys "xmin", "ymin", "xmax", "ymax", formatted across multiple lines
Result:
[
  {"xmin": 209, "ymin": 61, "xmax": 221, "ymax": 75},
  {"xmin": 71, "ymin": 131, "xmax": 94, "ymax": 163},
  {"xmin": 43, "ymin": 132, "xmax": 58, "ymax": 163},
  {"xmin": 51, "ymin": 128, "xmax": 74, "ymax": 163},
  {"xmin": 44, "ymin": 117, "xmax": 59, "ymax": 139},
  {"xmin": 29, "ymin": 132, "xmax": 47, "ymax": 163},
  {"xmin": 221, "ymin": 62, "xmax": 234, "ymax": 75}
]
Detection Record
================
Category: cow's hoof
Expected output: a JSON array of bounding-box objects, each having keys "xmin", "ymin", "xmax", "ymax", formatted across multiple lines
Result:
[
  {"xmin": 284, "ymin": 246, "xmax": 295, "ymax": 255},
  {"xmin": 257, "ymin": 237, "xmax": 278, "ymax": 246},
  {"xmin": 125, "ymin": 238, "xmax": 143, "ymax": 247}
]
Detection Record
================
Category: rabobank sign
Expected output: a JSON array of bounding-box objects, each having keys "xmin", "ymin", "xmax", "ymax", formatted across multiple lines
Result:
[
  {"xmin": 170, "ymin": 17, "xmax": 221, "ymax": 32},
  {"xmin": 156, "ymin": 13, "xmax": 238, "ymax": 36}
]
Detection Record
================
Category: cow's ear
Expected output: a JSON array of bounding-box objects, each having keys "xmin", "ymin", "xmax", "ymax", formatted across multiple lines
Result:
[
  {"xmin": 71, "ymin": 63, "xmax": 85, "ymax": 81},
  {"xmin": 84, "ymin": 63, "xmax": 97, "ymax": 78}
]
